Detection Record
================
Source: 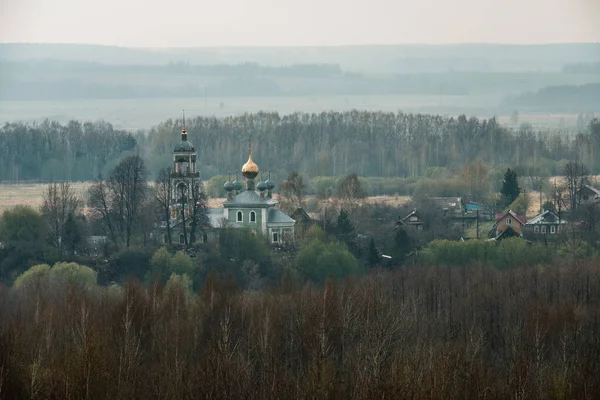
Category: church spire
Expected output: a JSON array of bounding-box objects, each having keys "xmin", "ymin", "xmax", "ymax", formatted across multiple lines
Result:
[{"xmin": 181, "ymin": 109, "xmax": 188, "ymax": 141}]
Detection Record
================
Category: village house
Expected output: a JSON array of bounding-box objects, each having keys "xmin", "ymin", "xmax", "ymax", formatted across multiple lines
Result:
[
  {"xmin": 489, "ymin": 210, "xmax": 526, "ymax": 239},
  {"xmin": 578, "ymin": 185, "xmax": 600, "ymax": 206},
  {"xmin": 399, "ymin": 209, "xmax": 426, "ymax": 230},
  {"xmin": 523, "ymin": 210, "xmax": 567, "ymax": 240},
  {"xmin": 429, "ymin": 197, "xmax": 464, "ymax": 215}
]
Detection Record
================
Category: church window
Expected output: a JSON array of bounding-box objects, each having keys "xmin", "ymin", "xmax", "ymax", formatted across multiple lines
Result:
[
  {"xmin": 541, "ymin": 226, "xmax": 547, "ymax": 234},
  {"xmin": 250, "ymin": 211, "xmax": 256, "ymax": 222},
  {"xmin": 550, "ymin": 225, "xmax": 556, "ymax": 234},
  {"xmin": 272, "ymin": 232, "xmax": 279, "ymax": 243},
  {"xmin": 237, "ymin": 211, "xmax": 243, "ymax": 222}
]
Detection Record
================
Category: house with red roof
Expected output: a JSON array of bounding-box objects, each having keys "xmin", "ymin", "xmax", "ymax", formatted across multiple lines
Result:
[{"xmin": 489, "ymin": 210, "xmax": 526, "ymax": 239}]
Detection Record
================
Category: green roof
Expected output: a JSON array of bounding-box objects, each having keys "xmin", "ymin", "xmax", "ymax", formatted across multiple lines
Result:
[
  {"xmin": 223, "ymin": 190, "xmax": 277, "ymax": 207},
  {"xmin": 268, "ymin": 209, "xmax": 295, "ymax": 224},
  {"xmin": 174, "ymin": 140, "xmax": 194, "ymax": 152}
]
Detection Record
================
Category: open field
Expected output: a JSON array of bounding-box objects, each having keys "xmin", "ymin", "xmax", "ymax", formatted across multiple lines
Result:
[
  {"xmin": 2, "ymin": 178, "xmax": 596, "ymax": 216},
  {"xmin": 0, "ymin": 183, "xmax": 412, "ymax": 215},
  {"xmin": 1, "ymin": 95, "xmax": 582, "ymax": 131}
]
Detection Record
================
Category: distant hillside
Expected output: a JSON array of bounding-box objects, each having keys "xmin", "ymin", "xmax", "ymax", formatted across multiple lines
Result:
[
  {"xmin": 503, "ymin": 83, "xmax": 600, "ymax": 112},
  {"xmin": 2, "ymin": 43, "xmax": 600, "ymax": 73}
]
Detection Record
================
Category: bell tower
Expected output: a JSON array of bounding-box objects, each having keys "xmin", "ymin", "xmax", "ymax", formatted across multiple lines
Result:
[{"xmin": 171, "ymin": 110, "xmax": 199, "ymax": 204}]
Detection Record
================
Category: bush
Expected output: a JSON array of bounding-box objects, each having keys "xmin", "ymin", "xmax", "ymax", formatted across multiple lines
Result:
[
  {"xmin": 49, "ymin": 262, "xmax": 98, "ymax": 288},
  {"xmin": 13, "ymin": 262, "xmax": 97, "ymax": 290},
  {"xmin": 295, "ymin": 226, "xmax": 362, "ymax": 284},
  {"xmin": 150, "ymin": 247, "xmax": 194, "ymax": 282},
  {"xmin": 420, "ymin": 238, "xmax": 554, "ymax": 268},
  {"xmin": 12, "ymin": 263, "xmax": 51, "ymax": 290}
]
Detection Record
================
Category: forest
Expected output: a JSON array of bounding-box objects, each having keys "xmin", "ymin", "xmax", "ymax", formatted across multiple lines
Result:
[
  {"xmin": 1, "ymin": 260, "xmax": 600, "ymax": 399},
  {"xmin": 1, "ymin": 111, "xmax": 599, "ymax": 183},
  {"xmin": 504, "ymin": 83, "xmax": 600, "ymax": 112}
]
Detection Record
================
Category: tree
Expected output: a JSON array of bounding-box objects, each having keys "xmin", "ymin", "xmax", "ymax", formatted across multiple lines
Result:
[
  {"xmin": 62, "ymin": 212, "xmax": 83, "ymax": 257},
  {"xmin": 460, "ymin": 159, "xmax": 490, "ymax": 202},
  {"xmin": 506, "ymin": 194, "xmax": 530, "ymax": 216},
  {"xmin": 337, "ymin": 174, "xmax": 366, "ymax": 200},
  {"xmin": 295, "ymin": 226, "xmax": 361, "ymax": 284},
  {"xmin": 335, "ymin": 210, "xmax": 356, "ymax": 254},
  {"xmin": 154, "ymin": 168, "xmax": 173, "ymax": 246},
  {"xmin": 551, "ymin": 181, "xmax": 567, "ymax": 219},
  {"xmin": 564, "ymin": 161, "xmax": 589, "ymax": 211},
  {"xmin": 187, "ymin": 177, "xmax": 210, "ymax": 245},
  {"xmin": 41, "ymin": 182, "xmax": 81, "ymax": 257},
  {"xmin": 510, "ymin": 110, "xmax": 519, "ymax": 126},
  {"xmin": 279, "ymin": 171, "xmax": 307, "ymax": 214},
  {"xmin": 0, "ymin": 206, "xmax": 48, "ymax": 281},
  {"xmin": 367, "ymin": 237, "xmax": 381, "ymax": 268},
  {"xmin": 0, "ymin": 206, "xmax": 47, "ymax": 244},
  {"xmin": 500, "ymin": 168, "xmax": 521, "ymax": 207},
  {"xmin": 88, "ymin": 155, "xmax": 149, "ymax": 249},
  {"xmin": 390, "ymin": 226, "xmax": 412, "ymax": 266}
]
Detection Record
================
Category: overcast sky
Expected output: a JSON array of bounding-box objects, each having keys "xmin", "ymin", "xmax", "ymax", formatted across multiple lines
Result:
[{"xmin": 1, "ymin": 0, "xmax": 599, "ymax": 47}]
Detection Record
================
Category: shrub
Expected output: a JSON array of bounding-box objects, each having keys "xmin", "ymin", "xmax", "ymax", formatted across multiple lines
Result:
[{"xmin": 12, "ymin": 263, "xmax": 51, "ymax": 290}]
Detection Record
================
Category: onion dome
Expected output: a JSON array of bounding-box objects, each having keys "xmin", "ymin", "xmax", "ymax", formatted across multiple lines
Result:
[
  {"xmin": 232, "ymin": 179, "xmax": 242, "ymax": 191},
  {"xmin": 224, "ymin": 180, "xmax": 234, "ymax": 192},
  {"xmin": 241, "ymin": 154, "xmax": 259, "ymax": 179},
  {"xmin": 174, "ymin": 127, "xmax": 195, "ymax": 152},
  {"xmin": 257, "ymin": 180, "xmax": 267, "ymax": 191},
  {"xmin": 265, "ymin": 179, "xmax": 275, "ymax": 190}
]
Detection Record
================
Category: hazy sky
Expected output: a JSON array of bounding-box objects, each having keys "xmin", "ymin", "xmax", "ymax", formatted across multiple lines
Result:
[{"xmin": 1, "ymin": 0, "xmax": 599, "ymax": 47}]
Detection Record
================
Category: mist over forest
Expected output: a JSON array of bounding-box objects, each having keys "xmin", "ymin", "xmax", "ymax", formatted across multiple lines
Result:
[{"xmin": 1, "ymin": 43, "xmax": 599, "ymax": 128}]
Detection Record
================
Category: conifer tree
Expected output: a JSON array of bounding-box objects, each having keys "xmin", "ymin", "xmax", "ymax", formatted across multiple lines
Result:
[
  {"xmin": 336, "ymin": 210, "xmax": 356, "ymax": 254},
  {"xmin": 500, "ymin": 168, "xmax": 521, "ymax": 207},
  {"xmin": 367, "ymin": 237, "xmax": 381, "ymax": 268}
]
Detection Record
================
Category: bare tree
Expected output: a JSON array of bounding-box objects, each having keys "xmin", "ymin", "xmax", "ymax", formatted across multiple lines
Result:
[
  {"xmin": 279, "ymin": 171, "xmax": 307, "ymax": 214},
  {"xmin": 87, "ymin": 155, "xmax": 148, "ymax": 249},
  {"xmin": 154, "ymin": 168, "xmax": 173, "ymax": 246},
  {"xmin": 88, "ymin": 177, "xmax": 119, "ymax": 247},
  {"xmin": 551, "ymin": 181, "xmax": 567, "ymax": 220},
  {"xmin": 188, "ymin": 177, "xmax": 210, "ymax": 245},
  {"xmin": 41, "ymin": 182, "xmax": 82, "ymax": 257},
  {"xmin": 564, "ymin": 161, "xmax": 589, "ymax": 211}
]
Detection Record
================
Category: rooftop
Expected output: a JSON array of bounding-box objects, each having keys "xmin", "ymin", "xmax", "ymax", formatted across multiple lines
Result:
[{"xmin": 223, "ymin": 189, "xmax": 278, "ymax": 207}]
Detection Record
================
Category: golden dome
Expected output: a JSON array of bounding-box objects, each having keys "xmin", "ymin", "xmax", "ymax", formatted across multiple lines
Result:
[{"xmin": 242, "ymin": 154, "xmax": 259, "ymax": 179}]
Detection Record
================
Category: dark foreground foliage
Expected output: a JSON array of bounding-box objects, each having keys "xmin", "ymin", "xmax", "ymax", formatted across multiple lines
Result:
[{"xmin": 1, "ymin": 263, "xmax": 600, "ymax": 399}]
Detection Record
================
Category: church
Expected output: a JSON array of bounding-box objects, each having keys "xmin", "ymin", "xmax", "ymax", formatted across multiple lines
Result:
[{"xmin": 164, "ymin": 124, "xmax": 295, "ymax": 246}]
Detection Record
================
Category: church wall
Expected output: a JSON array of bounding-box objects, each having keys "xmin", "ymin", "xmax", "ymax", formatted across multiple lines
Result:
[{"xmin": 227, "ymin": 208, "xmax": 264, "ymax": 233}]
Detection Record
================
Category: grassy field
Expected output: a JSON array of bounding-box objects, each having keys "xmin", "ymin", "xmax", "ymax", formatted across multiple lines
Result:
[
  {"xmin": 0, "ymin": 182, "xmax": 412, "ymax": 215},
  {"xmin": 2, "ymin": 178, "xmax": 595, "ymax": 216},
  {"xmin": 0, "ymin": 94, "xmax": 580, "ymax": 131}
]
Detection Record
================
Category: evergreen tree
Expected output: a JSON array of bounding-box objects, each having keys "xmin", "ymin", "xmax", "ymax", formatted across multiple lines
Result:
[
  {"xmin": 62, "ymin": 212, "xmax": 82, "ymax": 257},
  {"xmin": 391, "ymin": 226, "xmax": 412, "ymax": 266},
  {"xmin": 335, "ymin": 210, "xmax": 356, "ymax": 254},
  {"xmin": 500, "ymin": 168, "xmax": 521, "ymax": 207},
  {"xmin": 367, "ymin": 237, "xmax": 381, "ymax": 268}
]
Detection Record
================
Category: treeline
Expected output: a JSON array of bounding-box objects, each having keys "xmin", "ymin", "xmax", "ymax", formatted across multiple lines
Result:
[
  {"xmin": 0, "ymin": 60, "xmax": 344, "ymax": 78},
  {"xmin": 5, "ymin": 58, "xmax": 598, "ymax": 101},
  {"xmin": 0, "ymin": 120, "xmax": 136, "ymax": 181},
  {"xmin": 2, "ymin": 262, "xmax": 600, "ymax": 399},
  {"xmin": 146, "ymin": 111, "xmax": 600, "ymax": 179},
  {"xmin": 504, "ymin": 83, "xmax": 600, "ymax": 112},
  {"xmin": 2, "ymin": 112, "xmax": 600, "ymax": 182},
  {"xmin": 562, "ymin": 62, "xmax": 600, "ymax": 74}
]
